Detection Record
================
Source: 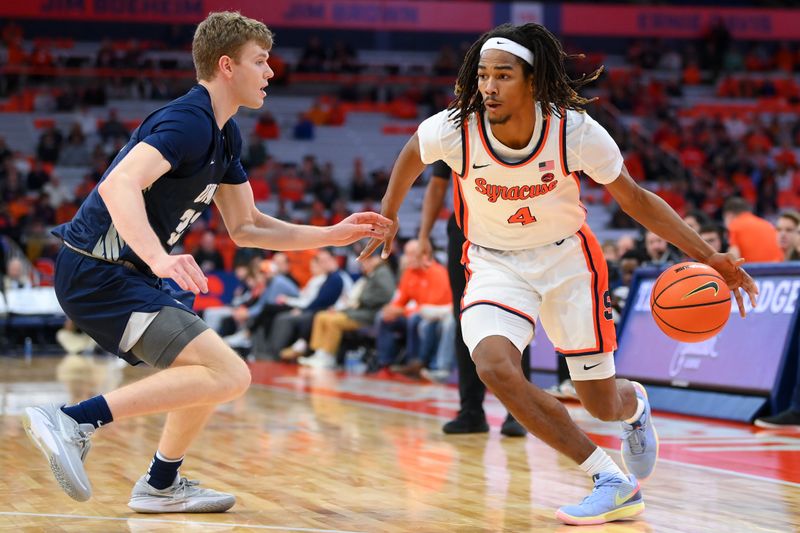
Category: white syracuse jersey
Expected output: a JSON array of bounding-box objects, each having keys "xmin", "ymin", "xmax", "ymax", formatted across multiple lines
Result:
[{"xmin": 453, "ymin": 109, "xmax": 583, "ymax": 250}]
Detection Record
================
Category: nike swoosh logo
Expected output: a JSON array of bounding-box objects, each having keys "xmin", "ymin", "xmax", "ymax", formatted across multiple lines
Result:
[
  {"xmin": 681, "ymin": 280, "xmax": 720, "ymax": 300},
  {"xmin": 583, "ymin": 362, "xmax": 602, "ymax": 371},
  {"xmin": 615, "ymin": 489, "xmax": 634, "ymax": 506},
  {"xmin": 472, "ymin": 163, "xmax": 490, "ymax": 169}
]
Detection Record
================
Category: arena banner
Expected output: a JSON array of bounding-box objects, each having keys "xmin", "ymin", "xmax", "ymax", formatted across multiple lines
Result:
[
  {"xmin": 0, "ymin": 0, "xmax": 493, "ymax": 32},
  {"xmin": 561, "ymin": 4, "xmax": 800, "ymax": 41},
  {"xmin": 615, "ymin": 265, "xmax": 800, "ymax": 395},
  {"xmin": 510, "ymin": 2, "xmax": 544, "ymax": 26}
]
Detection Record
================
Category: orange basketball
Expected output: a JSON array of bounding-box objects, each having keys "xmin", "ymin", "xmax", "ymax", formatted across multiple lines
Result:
[{"xmin": 650, "ymin": 262, "xmax": 731, "ymax": 342}]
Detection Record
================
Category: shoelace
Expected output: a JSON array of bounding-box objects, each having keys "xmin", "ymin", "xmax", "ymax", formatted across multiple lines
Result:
[
  {"xmin": 172, "ymin": 477, "xmax": 201, "ymax": 499},
  {"xmin": 624, "ymin": 421, "xmax": 645, "ymax": 455},
  {"xmin": 71, "ymin": 426, "xmax": 95, "ymax": 462},
  {"xmin": 580, "ymin": 476, "xmax": 623, "ymax": 504}
]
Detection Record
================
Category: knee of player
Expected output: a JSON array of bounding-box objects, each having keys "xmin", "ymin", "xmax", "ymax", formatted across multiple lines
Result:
[
  {"xmin": 474, "ymin": 354, "xmax": 515, "ymax": 388},
  {"xmin": 217, "ymin": 358, "xmax": 251, "ymax": 399}
]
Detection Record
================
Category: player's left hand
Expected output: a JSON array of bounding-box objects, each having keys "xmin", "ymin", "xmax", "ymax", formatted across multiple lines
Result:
[
  {"xmin": 705, "ymin": 252, "xmax": 758, "ymax": 318},
  {"xmin": 358, "ymin": 213, "xmax": 399, "ymax": 261},
  {"xmin": 328, "ymin": 211, "xmax": 393, "ymax": 246}
]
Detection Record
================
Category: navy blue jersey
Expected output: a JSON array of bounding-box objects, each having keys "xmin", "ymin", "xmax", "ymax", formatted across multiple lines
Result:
[{"xmin": 52, "ymin": 85, "xmax": 247, "ymax": 273}]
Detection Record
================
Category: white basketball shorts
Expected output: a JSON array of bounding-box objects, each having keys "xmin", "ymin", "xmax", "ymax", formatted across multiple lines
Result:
[{"xmin": 459, "ymin": 224, "xmax": 617, "ymax": 379}]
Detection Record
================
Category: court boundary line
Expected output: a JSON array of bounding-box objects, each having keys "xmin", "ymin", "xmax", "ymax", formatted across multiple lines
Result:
[
  {"xmin": 252, "ymin": 382, "xmax": 800, "ymax": 489},
  {"xmin": 0, "ymin": 511, "xmax": 366, "ymax": 532}
]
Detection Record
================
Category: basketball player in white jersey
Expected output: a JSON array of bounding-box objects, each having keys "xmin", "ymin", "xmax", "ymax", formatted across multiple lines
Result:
[{"xmin": 360, "ymin": 23, "xmax": 759, "ymax": 525}]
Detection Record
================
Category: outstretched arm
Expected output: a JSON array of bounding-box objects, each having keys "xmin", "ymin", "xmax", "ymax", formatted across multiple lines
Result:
[
  {"xmin": 214, "ymin": 181, "xmax": 391, "ymax": 251},
  {"xmin": 605, "ymin": 166, "xmax": 758, "ymax": 316},
  {"xmin": 358, "ymin": 132, "xmax": 427, "ymax": 260}
]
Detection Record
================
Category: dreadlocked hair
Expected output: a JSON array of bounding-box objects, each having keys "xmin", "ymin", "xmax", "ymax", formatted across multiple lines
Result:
[{"xmin": 449, "ymin": 23, "xmax": 603, "ymax": 125}]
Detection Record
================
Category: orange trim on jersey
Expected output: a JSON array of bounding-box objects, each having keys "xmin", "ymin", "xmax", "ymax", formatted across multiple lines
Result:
[
  {"xmin": 461, "ymin": 300, "xmax": 535, "ymax": 325},
  {"xmin": 476, "ymin": 112, "xmax": 550, "ymax": 168},
  {"xmin": 566, "ymin": 224, "xmax": 617, "ymax": 355},
  {"xmin": 459, "ymin": 239, "xmax": 472, "ymax": 313},
  {"xmin": 453, "ymin": 175, "xmax": 469, "ymax": 238},
  {"xmin": 457, "ymin": 119, "xmax": 471, "ymax": 180}
]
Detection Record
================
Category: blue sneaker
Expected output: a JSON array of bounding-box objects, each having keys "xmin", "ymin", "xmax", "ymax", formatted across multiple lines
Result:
[
  {"xmin": 621, "ymin": 381, "xmax": 659, "ymax": 481},
  {"xmin": 556, "ymin": 473, "xmax": 644, "ymax": 525}
]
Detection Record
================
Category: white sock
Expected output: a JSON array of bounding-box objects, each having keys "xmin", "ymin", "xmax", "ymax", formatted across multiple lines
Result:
[
  {"xmin": 314, "ymin": 349, "xmax": 332, "ymax": 359},
  {"xmin": 624, "ymin": 398, "xmax": 645, "ymax": 424},
  {"xmin": 155, "ymin": 450, "xmax": 184, "ymax": 463},
  {"xmin": 579, "ymin": 447, "xmax": 626, "ymax": 481}
]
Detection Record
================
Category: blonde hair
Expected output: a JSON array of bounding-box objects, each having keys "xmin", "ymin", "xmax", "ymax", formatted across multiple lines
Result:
[{"xmin": 192, "ymin": 11, "xmax": 273, "ymax": 81}]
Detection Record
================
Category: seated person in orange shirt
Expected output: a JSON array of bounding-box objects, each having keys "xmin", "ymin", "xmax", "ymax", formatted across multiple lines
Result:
[
  {"xmin": 375, "ymin": 239, "xmax": 452, "ymax": 374},
  {"xmin": 723, "ymin": 197, "xmax": 783, "ymax": 263}
]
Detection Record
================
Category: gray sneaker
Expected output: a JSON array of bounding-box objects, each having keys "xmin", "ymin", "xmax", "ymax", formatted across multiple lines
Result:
[
  {"xmin": 128, "ymin": 475, "xmax": 236, "ymax": 513},
  {"xmin": 22, "ymin": 404, "xmax": 95, "ymax": 501}
]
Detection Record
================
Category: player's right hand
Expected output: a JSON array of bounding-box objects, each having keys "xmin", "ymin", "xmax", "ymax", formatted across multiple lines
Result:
[
  {"xmin": 358, "ymin": 213, "xmax": 399, "ymax": 261},
  {"xmin": 150, "ymin": 254, "xmax": 208, "ymax": 294}
]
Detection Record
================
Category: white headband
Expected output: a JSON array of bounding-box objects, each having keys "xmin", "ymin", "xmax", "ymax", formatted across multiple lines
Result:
[{"xmin": 480, "ymin": 37, "xmax": 534, "ymax": 66}]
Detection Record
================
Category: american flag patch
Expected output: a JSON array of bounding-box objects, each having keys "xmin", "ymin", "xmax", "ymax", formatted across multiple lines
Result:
[{"xmin": 539, "ymin": 160, "xmax": 554, "ymax": 171}]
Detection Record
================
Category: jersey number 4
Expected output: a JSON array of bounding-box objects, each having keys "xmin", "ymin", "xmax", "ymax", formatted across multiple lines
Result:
[{"xmin": 507, "ymin": 206, "xmax": 537, "ymax": 225}]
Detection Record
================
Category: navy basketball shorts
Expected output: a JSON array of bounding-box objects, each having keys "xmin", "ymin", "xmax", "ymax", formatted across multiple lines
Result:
[{"xmin": 54, "ymin": 246, "xmax": 208, "ymax": 368}]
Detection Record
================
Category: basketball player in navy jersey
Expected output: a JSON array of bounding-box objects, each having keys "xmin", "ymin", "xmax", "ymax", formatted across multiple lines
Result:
[
  {"xmin": 360, "ymin": 23, "xmax": 758, "ymax": 525},
  {"xmin": 22, "ymin": 12, "xmax": 390, "ymax": 513}
]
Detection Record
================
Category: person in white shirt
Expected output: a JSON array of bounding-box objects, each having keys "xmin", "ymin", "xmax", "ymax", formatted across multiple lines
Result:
[{"xmin": 359, "ymin": 22, "xmax": 758, "ymax": 526}]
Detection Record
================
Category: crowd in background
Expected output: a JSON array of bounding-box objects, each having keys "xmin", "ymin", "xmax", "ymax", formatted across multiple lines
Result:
[{"xmin": 2, "ymin": 19, "xmax": 800, "ymax": 380}]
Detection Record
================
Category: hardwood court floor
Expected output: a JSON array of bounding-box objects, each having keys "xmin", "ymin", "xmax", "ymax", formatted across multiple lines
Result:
[{"xmin": 1, "ymin": 356, "xmax": 798, "ymax": 532}]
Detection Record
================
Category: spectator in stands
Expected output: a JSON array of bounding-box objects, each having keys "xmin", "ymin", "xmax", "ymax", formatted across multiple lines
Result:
[
  {"xmin": 723, "ymin": 197, "xmax": 783, "ymax": 263},
  {"xmin": 36, "ymin": 127, "xmax": 62, "ymax": 164},
  {"xmin": 698, "ymin": 223, "xmax": 728, "ymax": 254},
  {"xmin": 42, "ymin": 174, "xmax": 73, "ymax": 207},
  {"xmin": 292, "ymin": 113, "xmax": 314, "ymax": 140},
  {"xmin": 349, "ymin": 158, "xmax": 373, "ymax": 202},
  {"xmin": 643, "ymin": 230, "xmax": 682, "ymax": 266},
  {"xmin": 95, "ymin": 39, "xmax": 117, "ymax": 68},
  {"xmin": 253, "ymin": 110, "xmax": 279, "ymax": 140},
  {"xmin": 192, "ymin": 230, "xmax": 225, "ymax": 273},
  {"xmin": 329, "ymin": 199, "xmax": 350, "ymax": 225},
  {"xmin": 223, "ymin": 256, "xmax": 300, "ymax": 351},
  {"xmin": 99, "ymin": 109, "xmax": 128, "ymax": 143},
  {"xmin": 276, "ymin": 163, "xmax": 305, "ymax": 205},
  {"xmin": 298, "ymin": 154, "xmax": 321, "ymax": 185},
  {"xmin": 308, "ymin": 200, "xmax": 329, "ymax": 227},
  {"xmin": 611, "ymin": 249, "xmax": 645, "ymax": 322},
  {"xmin": 266, "ymin": 248, "xmax": 349, "ymax": 360},
  {"xmin": 298, "ymin": 252, "xmax": 395, "ymax": 369},
  {"xmin": 374, "ymin": 239, "xmax": 451, "ymax": 376},
  {"xmin": 683, "ymin": 210, "xmax": 710, "ymax": 234},
  {"xmin": 329, "ymin": 40, "xmax": 358, "ymax": 73},
  {"xmin": 297, "ymin": 36, "xmax": 327, "ymax": 72},
  {"xmin": 3, "ymin": 256, "xmax": 31, "ymax": 291},
  {"xmin": 313, "ymin": 166, "xmax": 340, "ymax": 209},
  {"xmin": 775, "ymin": 210, "xmax": 800, "ymax": 261},
  {"xmin": 26, "ymin": 159, "xmax": 51, "ymax": 192},
  {"xmin": 243, "ymin": 133, "xmax": 268, "ymax": 169},
  {"xmin": 248, "ymin": 253, "xmax": 327, "ymax": 357},
  {"xmin": 58, "ymin": 125, "xmax": 92, "ymax": 167}
]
